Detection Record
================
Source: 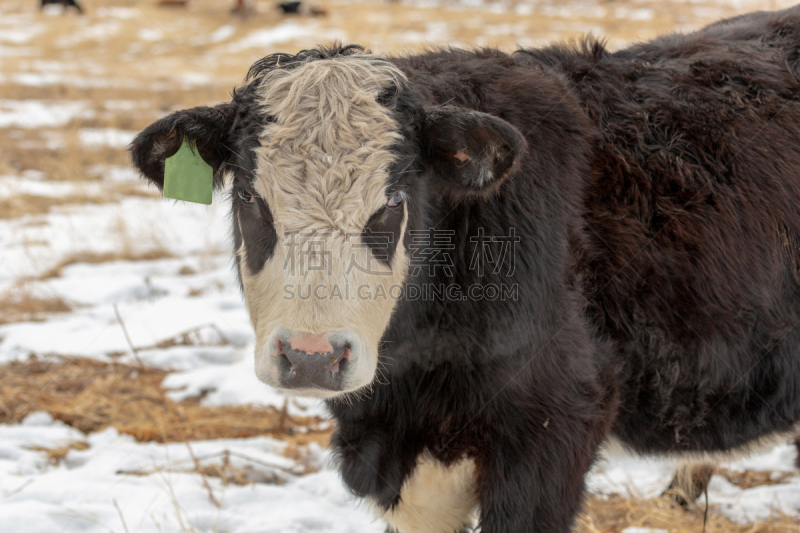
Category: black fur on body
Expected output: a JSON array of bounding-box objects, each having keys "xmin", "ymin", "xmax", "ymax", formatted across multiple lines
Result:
[{"xmin": 130, "ymin": 6, "xmax": 800, "ymax": 532}]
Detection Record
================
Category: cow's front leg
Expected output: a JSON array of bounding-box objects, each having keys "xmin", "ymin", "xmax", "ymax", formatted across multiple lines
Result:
[{"xmin": 476, "ymin": 416, "xmax": 605, "ymax": 533}]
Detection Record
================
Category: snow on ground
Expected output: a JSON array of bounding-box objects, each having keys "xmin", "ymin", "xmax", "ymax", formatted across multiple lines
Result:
[
  {"xmin": 0, "ymin": 181, "xmax": 326, "ymax": 419},
  {"xmin": 78, "ymin": 128, "xmax": 138, "ymax": 149},
  {"xmin": 0, "ymin": 194, "xmax": 227, "ymax": 284},
  {"xmin": 0, "ymin": 413, "xmax": 380, "ymax": 533},
  {"xmin": 0, "ymin": 173, "xmax": 797, "ymax": 531},
  {"xmin": 0, "ymin": 100, "xmax": 91, "ymax": 128},
  {"xmin": 0, "ymin": 0, "xmax": 799, "ymax": 530},
  {"xmin": 226, "ymin": 22, "xmax": 314, "ymax": 52},
  {"xmin": 590, "ymin": 445, "xmax": 800, "ymax": 523}
]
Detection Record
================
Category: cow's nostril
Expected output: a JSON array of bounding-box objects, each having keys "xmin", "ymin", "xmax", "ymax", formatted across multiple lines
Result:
[
  {"xmin": 272, "ymin": 339, "xmax": 284, "ymax": 358},
  {"xmin": 330, "ymin": 346, "xmax": 350, "ymax": 374},
  {"xmin": 277, "ymin": 352, "xmax": 294, "ymax": 375},
  {"xmin": 332, "ymin": 357, "xmax": 349, "ymax": 375}
]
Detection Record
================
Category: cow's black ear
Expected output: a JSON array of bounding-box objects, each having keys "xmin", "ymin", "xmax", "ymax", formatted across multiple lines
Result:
[
  {"xmin": 421, "ymin": 106, "xmax": 526, "ymax": 196},
  {"xmin": 129, "ymin": 103, "xmax": 237, "ymax": 190}
]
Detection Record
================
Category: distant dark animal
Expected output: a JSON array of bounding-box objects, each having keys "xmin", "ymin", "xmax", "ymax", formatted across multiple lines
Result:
[
  {"xmin": 131, "ymin": 6, "xmax": 800, "ymax": 532},
  {"xmin": 277, "ymin": 1, "xmax": 302, "ymax": 14},
  {"xmin": 796, "ymin": 437, "xmax": 800, "ymax": 469},
  {"xmin": 232, "ymin": 0, "xmax": 251, "ymax": 16},
  {"xmin": 40, "ymin": 0, "xmax": 82, "ymax": 13}
]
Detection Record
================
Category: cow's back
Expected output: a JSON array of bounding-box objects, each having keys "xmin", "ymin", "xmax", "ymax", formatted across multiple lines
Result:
[{"xmin": 565, "ymin": 7, "xmax": 800, "ymax": 453}]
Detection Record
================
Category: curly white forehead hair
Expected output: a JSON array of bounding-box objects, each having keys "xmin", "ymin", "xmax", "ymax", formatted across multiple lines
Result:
[{"xmin": 253, "ymin": 55, "xmax": 409, "ymax": 238}]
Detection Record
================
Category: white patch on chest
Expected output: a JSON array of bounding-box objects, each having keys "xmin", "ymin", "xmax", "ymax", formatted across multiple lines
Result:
[{"xmin": 372, "ymin": 453, "xmax": 478, "ymax": 533}]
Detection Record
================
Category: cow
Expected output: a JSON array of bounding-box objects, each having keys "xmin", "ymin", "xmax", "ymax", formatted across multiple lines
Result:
[
  {"xmin": 130, "ymin": 6, "xmax": 800, "ymax": 532},
  {"xmin": 40, "ymin": 0, "xmax": 83, "ymax": 14}
]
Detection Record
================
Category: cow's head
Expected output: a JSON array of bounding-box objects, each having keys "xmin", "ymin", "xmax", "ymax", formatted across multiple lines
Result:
[{"xmin": 130, "ymin": 46, "xmax": 525, "ymax": 398}]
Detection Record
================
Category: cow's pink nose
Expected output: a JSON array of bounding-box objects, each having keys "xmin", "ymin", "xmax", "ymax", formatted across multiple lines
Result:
[{"xmin": 288, "ymin": 332, "xmax": 334, "ymax": 354}]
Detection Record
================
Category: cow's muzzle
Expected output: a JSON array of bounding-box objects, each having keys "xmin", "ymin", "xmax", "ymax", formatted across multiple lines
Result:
[{"xmin": 273, "ymin": 331, "xmax": 354, "ymax": 391}]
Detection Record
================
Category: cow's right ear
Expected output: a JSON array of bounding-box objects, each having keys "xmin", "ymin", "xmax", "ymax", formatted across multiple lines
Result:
[
  {"xmin": 130, "ymin": 103, "xmax": 237, "ymax": 190},
  {"xmin": 421, "ymin": 106, "xmax": 526, "ymax": 198}
]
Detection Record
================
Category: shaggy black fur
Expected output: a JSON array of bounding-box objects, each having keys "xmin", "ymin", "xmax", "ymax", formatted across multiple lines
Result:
[{"xmin": 130, "ymin": 6, "xmax": 800, "ymax": 532}]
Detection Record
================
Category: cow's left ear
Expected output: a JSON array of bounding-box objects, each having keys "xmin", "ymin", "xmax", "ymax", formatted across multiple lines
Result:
[
  {"xmin": 130, "ymin": 102, "xmax": 238, "ymax": 190},
  {"xmin": 421, "ymin": 106, "xmax": 526, "ymax": 196}
]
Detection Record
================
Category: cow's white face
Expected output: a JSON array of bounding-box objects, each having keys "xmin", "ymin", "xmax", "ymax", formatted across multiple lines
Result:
[
  {"xmin": 130, "ymin": 47, "xmax": 526, "ymax": 399},
  {"xmin": 241, "ymin": 58, "xmax": 410, "ymax": 397}
]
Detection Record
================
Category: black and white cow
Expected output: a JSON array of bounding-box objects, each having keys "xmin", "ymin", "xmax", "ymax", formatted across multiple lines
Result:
[{"xmin": 131, "ymin": 7, "xmax": 800, "ymax": 532}]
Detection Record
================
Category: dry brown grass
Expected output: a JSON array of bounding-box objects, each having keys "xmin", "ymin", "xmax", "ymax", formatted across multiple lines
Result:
[
  {"xmin": 0, "ymin": 356, "xmax": 331, "ymax": 447},
  {"xmin": 0, "ymin": 356, "xmax": 798, "ymax": 528},
  {"xmin": 0, "ymin": 181, "xmax": 159, "ymax": 220},
  {"xmin": 719, "ymin": 467, "xmax": 797, "ymax": 490},
  {"xmin": 0, "ymin": 192, "xmax": 107, "ymax": 219},
  {"xmin": 577, "ymin": 493, "xmax": 800, "ymax": 533},
  {"xmin": 0, "ymin": 285, "xmax": 72, "ymax": 324},
  {"xmin": 2, "ymin": 0, "xmax": 800, "ymax": 524},
  {"xmin": 26, "ymin": 440, "xmax": 90, "ymax": 466},
  {"xmin": 0, "ymin": 246, "xmax": 177, "ymax": 326},
  {"xmin": 37, "ymin": 248, "xmax": 175, "ymax": 279},
  {"xmin": 194, "ymin": 459, "xmax": 289, "ymax": 485},
  {"xmin": 3, "ymin": 144, "xmax": 130, "ymax": 184},
  {"xmin": 1, "ymin": 0, "xmax": 794, "ymax": 220},
  {"xmin": 117, "ymin": 447, "xmax": 316, "ymax": 486}
]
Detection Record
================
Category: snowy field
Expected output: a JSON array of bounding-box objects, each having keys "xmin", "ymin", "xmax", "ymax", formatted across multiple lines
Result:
[{"xmin": 1, "ymin": 0, "xmax": 799, "ymax": 531}]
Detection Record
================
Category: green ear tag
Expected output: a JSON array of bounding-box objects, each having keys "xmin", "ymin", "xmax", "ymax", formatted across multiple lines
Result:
[{"xmin": 163, "ymin": 139, "xmax": 213, "ymax": 205}]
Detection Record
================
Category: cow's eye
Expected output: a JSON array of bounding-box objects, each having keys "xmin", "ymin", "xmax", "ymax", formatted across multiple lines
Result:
[
  {"xmin": 238, "ymin": 188, "xmax": 256, "ymax": 205},
  {"xmin": 387, "ymin": 193, "xmax": 405, "ymax": 208}
]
